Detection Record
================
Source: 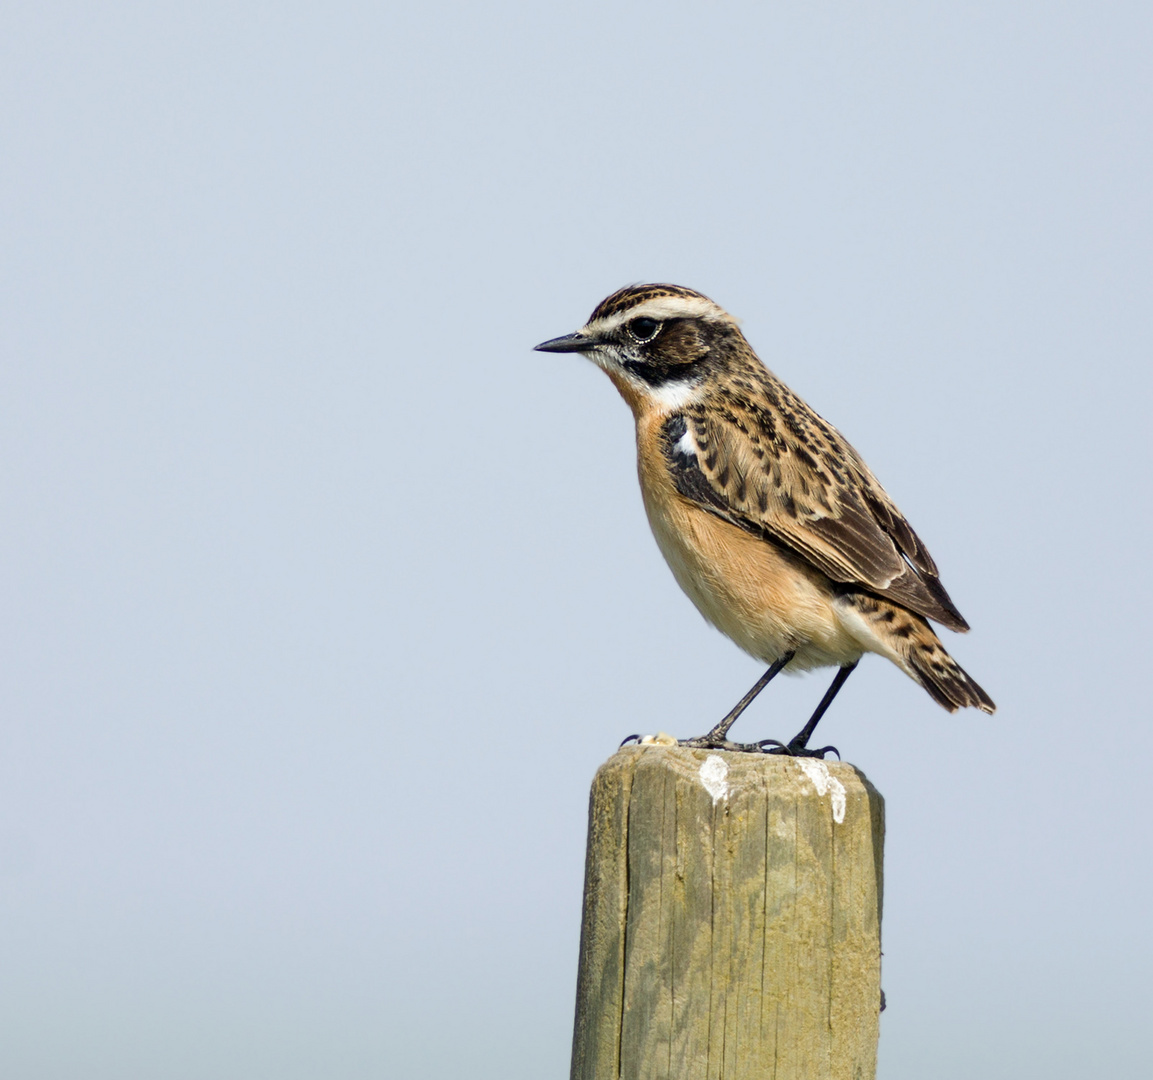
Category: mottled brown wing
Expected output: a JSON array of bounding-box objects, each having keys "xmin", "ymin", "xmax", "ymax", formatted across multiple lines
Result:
[
  {"xmin": 831, "ymin": 438, "xmax": 943, "ymax": 580},
  {"xmin": 671, "ymin": 409, "xmax": 969, "ymax": 632}
]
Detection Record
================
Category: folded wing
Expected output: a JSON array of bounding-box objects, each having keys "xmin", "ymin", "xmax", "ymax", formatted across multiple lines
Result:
[{"xmin": 663, "ymin": 409, "xmax": 970, "ymax": 632}]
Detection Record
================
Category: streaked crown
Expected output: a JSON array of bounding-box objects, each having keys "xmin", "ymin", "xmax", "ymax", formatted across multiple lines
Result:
[{"xmin": 584, "ymin": 284, "xmax": 733, "ymax": 336}]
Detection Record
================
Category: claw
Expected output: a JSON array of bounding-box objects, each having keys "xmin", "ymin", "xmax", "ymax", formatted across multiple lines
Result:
[
  {"xmin": 757, "ymin": 738, "xmax": 791, "ymax": 754},
  {"xmin": 621, "ymin": 732, "xmax": 680, "ymax": 748},
  {"xmin": 787, "ymin": 743, "xmax": 840, "ymax": 759},
  {"xmin": 759, "ymin": 740, "xmax": 840, "ymax": 759}
]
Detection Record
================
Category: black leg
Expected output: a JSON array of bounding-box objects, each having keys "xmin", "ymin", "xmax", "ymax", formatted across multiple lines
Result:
[
  {"xmin": 762, "ymin": 661, "xmax": 858, "ymax": 758},
  {"xmin": 679, "ymin": 651, "xmax": 796, "ymax": 750}
]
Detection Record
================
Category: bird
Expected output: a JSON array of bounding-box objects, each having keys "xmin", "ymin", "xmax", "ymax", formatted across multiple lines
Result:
[{"xmin": 535, "ymin": 284, "xmax": 994, "ymax": 757}]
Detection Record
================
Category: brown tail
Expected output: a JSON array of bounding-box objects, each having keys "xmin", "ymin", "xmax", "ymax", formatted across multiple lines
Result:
[
  {"xmin": 844, "ymin": 593, "xmax": 996, "ymax": 714},
  {"xmin": 903, "ymin": 619, "xmax": 996, "ymax": 714}
]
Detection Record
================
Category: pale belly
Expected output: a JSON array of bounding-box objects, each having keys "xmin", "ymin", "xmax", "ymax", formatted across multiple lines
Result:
[{"xmin": 642, "ymin": 487, "xmax": 868, "ymax": 672}]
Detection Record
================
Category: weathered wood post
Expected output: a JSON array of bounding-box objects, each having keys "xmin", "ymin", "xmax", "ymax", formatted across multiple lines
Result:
[{"xmin": 571, "ymin": 745, "xmax": 884, "ymax": 1080}]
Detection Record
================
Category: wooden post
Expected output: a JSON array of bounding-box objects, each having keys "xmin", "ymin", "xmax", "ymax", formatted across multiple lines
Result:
[{"xmin": 571, "ymin": 745, "xmax": 884, "ymax": 1080}]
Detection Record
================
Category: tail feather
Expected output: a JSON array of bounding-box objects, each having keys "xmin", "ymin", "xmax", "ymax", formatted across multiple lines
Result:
[
  {"xmin": 909, "ymin": 644, "xmax": 996, "ymax": 714},
  {"xmin": 843, "ymin": 593, "xmax": 996, "ymax": 714}
]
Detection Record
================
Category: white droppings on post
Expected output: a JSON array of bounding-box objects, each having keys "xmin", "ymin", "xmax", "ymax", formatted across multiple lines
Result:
[
  {"xmin": 699, "ymin": 755, "xmax": 729, "ymax": 805},
  {"xmin": 797, "ymin": 759, "xmax": 829, "ymax": 796},
  {"xmin": 828, "ymin": 777, "xmax": 846, "ymax": 824},
  {"xmin": 797, "ymin": 759, "xmax": 847, "ymax": 824}
]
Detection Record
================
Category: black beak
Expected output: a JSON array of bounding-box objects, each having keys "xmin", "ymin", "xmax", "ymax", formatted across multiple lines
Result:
[{"xmin": 533, "ymin": 332, "xmax": 601, "ymax": 354}]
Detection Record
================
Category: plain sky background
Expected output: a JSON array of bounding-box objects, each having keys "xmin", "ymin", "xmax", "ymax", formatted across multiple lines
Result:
[{"xmin": 2, "ymin": 2, "xmax": 1151, "ymax": 1077}]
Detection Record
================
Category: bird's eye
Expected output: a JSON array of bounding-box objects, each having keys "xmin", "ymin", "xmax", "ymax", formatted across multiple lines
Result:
[{"xmin": 627, "ymin": 317, "xmax": 661, "ymax": 343}]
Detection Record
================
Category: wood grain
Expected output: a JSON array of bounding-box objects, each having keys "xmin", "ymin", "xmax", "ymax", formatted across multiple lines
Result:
[{"xmin": 571, "ymin": 746, "xmax": 884, "ymax": 1080}]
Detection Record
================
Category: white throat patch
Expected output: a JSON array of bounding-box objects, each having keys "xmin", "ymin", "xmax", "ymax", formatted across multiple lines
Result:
[{"xmin": 648, "ymin": 378, "xmax": 705, "ymax": 413}]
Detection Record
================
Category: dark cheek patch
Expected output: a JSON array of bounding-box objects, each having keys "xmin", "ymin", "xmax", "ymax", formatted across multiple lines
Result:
[{"xmin": 622, "ymin": 319, "xmax": 713, "ymax": 387}]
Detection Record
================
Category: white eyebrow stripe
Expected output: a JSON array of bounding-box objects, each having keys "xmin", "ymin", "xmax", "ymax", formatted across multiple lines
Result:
[{"xmin": 585, "ymin": 295, "xmax": 730, "ymax": 336}]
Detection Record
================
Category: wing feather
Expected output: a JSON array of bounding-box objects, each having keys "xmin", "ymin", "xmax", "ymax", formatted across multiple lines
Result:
[{"xmin": 665, "ymin": 404, "xmax": 969, "ymax": 632}]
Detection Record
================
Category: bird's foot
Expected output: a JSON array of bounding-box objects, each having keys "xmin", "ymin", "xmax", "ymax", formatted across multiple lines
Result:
[
  {"xmin": 620, "ymin": 732, "xmax": 840, "ymax": 758},
  {"xmin": 622, "ymin": 731, "xmax": 768, "ymax": 752},
  {"xmin": 675, "ymin": 733, "xmax": 770, "ymax": 753},
  {"xmin": 758, "ymin": 738, "xmax": 840, "ymax": 760}
]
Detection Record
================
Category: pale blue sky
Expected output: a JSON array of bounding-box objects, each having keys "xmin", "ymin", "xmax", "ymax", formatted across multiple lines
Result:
[{"xmin": 2, "ymin": 3, "xmax": 1151, "ymax": 1077}]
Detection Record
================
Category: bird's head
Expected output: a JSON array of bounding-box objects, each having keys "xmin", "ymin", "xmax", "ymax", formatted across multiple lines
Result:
[{"xmin": 534, "ymin": 284, "xmax": 741, "ymax": 412}]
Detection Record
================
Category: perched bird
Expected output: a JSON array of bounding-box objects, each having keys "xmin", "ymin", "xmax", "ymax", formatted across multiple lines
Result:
[{"xmin": 535, "ymin": 284, "xmax": 994, "ymax": 757}]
